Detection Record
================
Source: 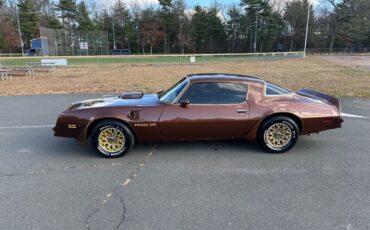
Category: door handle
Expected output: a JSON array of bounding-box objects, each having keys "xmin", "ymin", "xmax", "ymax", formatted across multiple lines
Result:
[{"xmin": 236, "ymin": 110, "xmax": 247, "ymax": 113}]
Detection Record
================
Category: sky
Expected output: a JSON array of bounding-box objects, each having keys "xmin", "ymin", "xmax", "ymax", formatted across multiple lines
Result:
[
  {"xmin": 103, "ymin": 0, "xmax": 319, "ymax": 10},
  {"xmin": 109, "ymin": 0, "xmax": 239, "ymax": 9},
  {"xmin": 187, "ymin": 0, "xmax": 238, "ymax": 7}
]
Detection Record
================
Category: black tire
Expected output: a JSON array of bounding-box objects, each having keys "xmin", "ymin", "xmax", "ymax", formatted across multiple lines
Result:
[
  {"xmin": 258, "ymin": 116, "xmax": 299, "ymax": 153},
  {"xmin": 91, "ymin": 120, "xmax": 135, "ymax": 158}
]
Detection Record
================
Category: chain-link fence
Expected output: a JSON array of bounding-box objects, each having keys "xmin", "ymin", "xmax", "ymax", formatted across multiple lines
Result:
[
  {"xmin": 0, "ymin": 52, "xmax": 305, "ymax": 66},
  {"xmin": 39, "ymin": 27, "xmax": 109, "ymax": 56}
]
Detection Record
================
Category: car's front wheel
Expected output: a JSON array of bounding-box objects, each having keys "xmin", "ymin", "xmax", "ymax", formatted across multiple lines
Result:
[
  {"xmin": 258, "ymin": 116, "xmax": 299, "ymax": 153},
  {"xmin": 91, "ymin": 120, "xmax": 134, "ymax": 157}
]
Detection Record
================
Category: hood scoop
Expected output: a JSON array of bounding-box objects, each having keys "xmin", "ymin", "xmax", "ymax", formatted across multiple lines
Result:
[{"xmin": 120, "ymin": 92, "xmax": 144, "ymax": 99}]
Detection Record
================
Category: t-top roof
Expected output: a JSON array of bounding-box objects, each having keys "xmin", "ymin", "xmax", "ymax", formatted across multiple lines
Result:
[{"xmin": 186, "ymin": 73, "xmax": 265, "ymax": 84}]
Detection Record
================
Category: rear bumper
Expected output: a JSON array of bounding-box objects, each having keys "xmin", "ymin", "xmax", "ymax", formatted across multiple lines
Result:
[
  {"xmin": 302, "ymin": 116, "xmax": 343, "ymax": 135},
  {"xmin": 327, "ymin": 116, "xmax": 343, "ymax": 130}
]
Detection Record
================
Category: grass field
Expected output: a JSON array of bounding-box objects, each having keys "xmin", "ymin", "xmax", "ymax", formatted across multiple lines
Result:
[
  {"xmin": 0, "ymin": 53, "xmax": 302, "ymax": 66},
  {"xmin": 0, "ymin": 56, "xmax": 369, "ymax": 98}
]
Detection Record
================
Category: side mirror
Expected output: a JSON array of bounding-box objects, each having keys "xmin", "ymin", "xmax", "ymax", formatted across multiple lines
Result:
[
  {"xmin": 157, "ymin": 90, "xmax": 164, "ymax": 96},
  {"xmin": 179, "ymin": 99, "xmax": 189, "ymax": 107}
]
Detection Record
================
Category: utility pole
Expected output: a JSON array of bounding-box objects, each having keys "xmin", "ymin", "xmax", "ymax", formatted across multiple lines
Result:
[
  {"xmin": 112, "ymin": 15, "xmax": 116, "ymax": 50},
  {"xmin": 253, "ymin": 3, "xmax": 259, "ymax": 53},
  {"xmin": 15, "ymin": 6, "xmax": 24, "ymax": 56},
  {"xmin": 303, "ymin": 2, "xmax": 311, "ymax": 58}
]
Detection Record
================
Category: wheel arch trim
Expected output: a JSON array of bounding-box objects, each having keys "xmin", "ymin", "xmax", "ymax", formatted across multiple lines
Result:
[
  {"xmin": 246, "ymin": 112, "xmax": 303, "ymax": 141},
  {"xmin": 259, "ymin": 113, "xmax": 303, "ymax": 134},
  {"xmin": 80, "ymin": 117, "xmax": 138, "ymax": 143}
]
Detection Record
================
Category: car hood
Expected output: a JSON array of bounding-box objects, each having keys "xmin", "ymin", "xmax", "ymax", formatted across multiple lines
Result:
[{"xmin": 68, "ymin": 93, "xmax": 162, "ymax": 110}]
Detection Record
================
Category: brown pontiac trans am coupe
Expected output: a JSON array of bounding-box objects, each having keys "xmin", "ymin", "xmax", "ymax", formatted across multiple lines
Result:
[{"xmin": 53, "ymin": 74, "xmax": 343, "ymax": 157}]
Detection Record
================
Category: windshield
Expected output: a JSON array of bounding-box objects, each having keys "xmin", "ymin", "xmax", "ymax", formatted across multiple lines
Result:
[{"xmin": 159, "ymin": 77, "xmax": 188, "ymax": 104}]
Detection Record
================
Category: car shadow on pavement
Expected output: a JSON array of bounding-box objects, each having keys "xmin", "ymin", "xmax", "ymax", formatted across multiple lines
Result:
[
  {"xmin": 48, "ymin": 138, "xmax": 264, "ymax": 159},
  {"xmin": 43, "ymin": 134, "xmax": 321, "ymax": 159},
  {"xmin": 145, "ymin": 136, "xmax": 330, "ymax": 159},
  {"xmin": 150, "ymin": 139, "xmax": 264, "ymax": 155}
]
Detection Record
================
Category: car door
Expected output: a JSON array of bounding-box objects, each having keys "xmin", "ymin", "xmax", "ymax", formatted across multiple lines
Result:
[{"xmin": 158, "ymin": 81, "xmax": 252, "ymax": 141}]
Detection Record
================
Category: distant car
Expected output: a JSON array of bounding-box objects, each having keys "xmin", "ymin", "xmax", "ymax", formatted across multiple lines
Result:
[{"xmin": 53, "ymin": 74, "xmax": 343, "ymax": 157}]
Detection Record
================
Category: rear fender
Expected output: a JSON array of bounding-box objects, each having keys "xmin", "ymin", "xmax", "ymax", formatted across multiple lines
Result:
[{"xmin": 297, "ymin": 88, "xmax": 341, "ymax": 113}]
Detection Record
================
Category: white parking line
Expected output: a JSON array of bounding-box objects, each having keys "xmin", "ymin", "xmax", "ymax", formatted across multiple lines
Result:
[
  {"xmin": 341, "ymin": 113, "xmax": 368, "ymax": 119},
  {"xmin": 0, "ymin": 125, "xmax": 54, "ymax": 129}
]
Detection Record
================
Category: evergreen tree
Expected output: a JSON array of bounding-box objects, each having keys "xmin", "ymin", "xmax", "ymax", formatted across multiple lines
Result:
[
  {"xmin": 191, "ymin": 6, "xmax": 209, "ymax": 53},
  {"xmin": 159, "ymin": 0, "xmax": 176, "ymax": 53},
  {"xmin": 207, "ymin": 6, "xmax": 226, "ymax": 53},
  {"xmin": 40, "ymin": 14, "xmax": 63, "ymax": 29},
  {"xmin": 226, "ymin": 4, "xmax": 249, "ymax": 52},
  {"xmin": 1, "ymin": 0, "xmax": 369, "ymax": 55},
  {"xmin": 158, "ymin": 0, "xmax": 189, "ymax": 53},
  {"xmin": 241, "ymin": 0, "xmax": 281, "ymax": 52},
  {"xmin": 77, "ymin": 1, "xmax": 94, "ymax": 31},
  {"xmin": 57, "ymin": 0, "xmax": 77, "ymax": 30},
  {"xmin": 18, "ymin": 0, "xmax": 40, "ymax": 48},
  {"xmin": 284, "ymin": 0, "xmax": 315, "ymax": 51},
  {"xmin": 226, "ymin": 5, "xmax": 242, "ymax": 52},
  {"xmin": 112, "ymin": 0, "xmax": 133, "ymax": 49},
  {"xmin": 94, "ymin": 10, "xmax": 114, "ymax": 49},
  {"xmin": 191, "ymin": 5, "xmax": 226, "ymax": 53},
  {"xmin": 336, "ymin": 0, "xmax": 370, "ymax": 51}
]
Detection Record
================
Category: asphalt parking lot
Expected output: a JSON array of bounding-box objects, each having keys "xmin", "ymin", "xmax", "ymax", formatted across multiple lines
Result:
[{"xmin": 0, "ymin": 95, "xmax": 369, "ymax": 230}]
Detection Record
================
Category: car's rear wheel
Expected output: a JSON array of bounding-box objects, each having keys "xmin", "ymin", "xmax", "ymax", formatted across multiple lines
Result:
[
  {"xmin": 258, "ymin": 116, "xmax": 299, "ymax": 153},
  {"xmin": 91, "ymin": 120, "xmax": 134, "ymax": 157}
]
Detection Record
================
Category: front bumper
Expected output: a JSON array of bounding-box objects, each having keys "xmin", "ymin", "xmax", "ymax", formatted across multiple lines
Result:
[{"xmin": 53, "ymin": 115, "xmax": 89, "ymax": 143}]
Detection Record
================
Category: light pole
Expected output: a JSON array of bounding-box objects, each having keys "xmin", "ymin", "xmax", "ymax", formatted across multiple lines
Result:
[
  {"xmin": 303, "ymin": 1, "xmax": 311, "ymax": 58},
  {"xmin": 112, "ymin": 14, "xmax": 116, "ymax": 50},
  {"xmin": 15, "ymin": 6, "xmax": 24, "ymax": 56},
  {"xmin": 253, "ymin": 3, "xmax": 260, "ymax": 53}
]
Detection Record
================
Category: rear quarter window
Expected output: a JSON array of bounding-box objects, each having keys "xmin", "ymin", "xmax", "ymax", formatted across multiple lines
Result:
[{"xmin": 265, "ymin": 83, "xmax": 292, "ymax": 96}]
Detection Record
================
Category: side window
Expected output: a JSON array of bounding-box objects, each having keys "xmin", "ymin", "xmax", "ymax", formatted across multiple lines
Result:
[
  {"xmin": 179, "ymin": 82, "xmax": 247, "ymax": 104},
  {"xmin": 266, "ymin": 83, "xmax": 292, "ymax": 96}
]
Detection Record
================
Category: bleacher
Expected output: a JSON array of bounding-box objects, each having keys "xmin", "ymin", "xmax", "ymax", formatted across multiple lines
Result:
[{"xmin": 111, "ymin": 49, "xmax": 131, "ymax": 55}]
